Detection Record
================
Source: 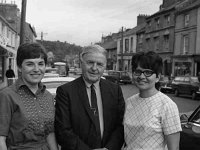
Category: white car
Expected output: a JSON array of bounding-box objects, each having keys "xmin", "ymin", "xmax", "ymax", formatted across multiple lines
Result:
[{"xmin": 42, "ymin": 76, "xmax": 75, "ymax": 96}]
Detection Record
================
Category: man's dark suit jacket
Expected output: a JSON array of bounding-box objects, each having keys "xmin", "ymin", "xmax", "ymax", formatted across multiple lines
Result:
[{"xmin": 55, "ymin": 76, "xmax": 125, "ymax": 150}]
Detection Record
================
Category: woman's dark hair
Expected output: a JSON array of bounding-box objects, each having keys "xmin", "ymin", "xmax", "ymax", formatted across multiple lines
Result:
[
  {"xmin": 131, "ymin": 51, "xmax": 163, "ymax": 77},
  {"xmin": 17, "ymin": 42, "xmax": 47, "ymax": 67}
]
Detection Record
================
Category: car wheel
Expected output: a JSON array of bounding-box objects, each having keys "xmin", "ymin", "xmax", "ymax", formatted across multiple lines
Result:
[
  {"xmin": 192, "ymin": 92, "xmax": 197, "ymax": 100},
  {"xmin": 175, "ymin": 89, "xmax": 179, "ymax": 97}
]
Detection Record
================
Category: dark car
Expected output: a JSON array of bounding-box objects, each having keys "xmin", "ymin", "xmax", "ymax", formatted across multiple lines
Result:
[
  {"xmin": 180, "ymin": 105, "xmax": 200, "ymax": 150},
  {"xmin": 157, "ymin": 76, "xmax": 174, "ymax": 93},
  {"xmin": 103, "ymin": 70, "xmax": 132, "ymax": 84},
  {"xmin": 171, "ymin": 76, "xmax": 200, "ymax": 100}
]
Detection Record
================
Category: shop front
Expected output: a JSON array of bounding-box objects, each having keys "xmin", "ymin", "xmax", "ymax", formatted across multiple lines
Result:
[
  {"xmin": 0, "ymin": 46, "xmax": 7, "ymax": 89},
  {"xmin": 172, "ymin": 55, "xmax": 194, "ymax": 77}
]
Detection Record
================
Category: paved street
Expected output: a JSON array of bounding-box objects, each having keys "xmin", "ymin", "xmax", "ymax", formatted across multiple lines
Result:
[
  {"xmin": 120, "ymin": 84, "xmax": 200, "ymax": 113},
  {"xmin": 69, "ymin": 74, "xmax": 200, "ymax": 114}
]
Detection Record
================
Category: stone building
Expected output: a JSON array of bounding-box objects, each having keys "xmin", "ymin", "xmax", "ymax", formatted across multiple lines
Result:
[
  {"xmin": 0, "ymin": 14, "xmax": 19, "ymax": 89},
  {"xmin": 0, "ymin": 2, "xmax": 37, "ymax": 89},
  {"xmin": 173, "ymin": 0, "xmax": 200, "ymax": 76}
]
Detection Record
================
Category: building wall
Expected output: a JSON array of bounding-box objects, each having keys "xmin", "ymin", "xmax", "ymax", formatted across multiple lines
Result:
[
  {"xmin": 196, "ymin": 7, "xmax": 200, "ymax": 54},
  {"xmin": 173, "ymin": 1, "xmax": 200, "ymax": 76},
  {"xmin": 0, "ymin": 15, "xmax": 19, "ymax": 90}
]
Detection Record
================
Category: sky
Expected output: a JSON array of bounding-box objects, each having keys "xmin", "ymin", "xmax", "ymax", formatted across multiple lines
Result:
[{"xmin": 12, "ymin": 0, "xmax": 162, "ymax": 46}]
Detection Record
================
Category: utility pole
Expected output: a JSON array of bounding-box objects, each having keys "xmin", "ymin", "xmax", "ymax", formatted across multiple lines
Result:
[
  {"xmin": 120, "ymin": 26, "xmax": 124, "ymax": 71},
  {"xmin": 20, "ymin": 0, "xmax": 27, "ymax": 45}
]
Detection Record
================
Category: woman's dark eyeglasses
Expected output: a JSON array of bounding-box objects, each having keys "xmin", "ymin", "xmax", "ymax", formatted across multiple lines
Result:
[{"xmin": 133, "ymin": 69, "xmax": 155, "ymax": 77}]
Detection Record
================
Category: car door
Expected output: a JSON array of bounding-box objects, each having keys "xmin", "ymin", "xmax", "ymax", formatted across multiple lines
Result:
[
  {"xmin": 183, "ymin": 77, "xmax": 191, "ymax": 94},
  {"xmin": 173, "ymin": 77, "xmax": 184, "ymax": 93},
  {"xmin": 120, "ymin": 72, "xmax": 130, "ymax": 83}
]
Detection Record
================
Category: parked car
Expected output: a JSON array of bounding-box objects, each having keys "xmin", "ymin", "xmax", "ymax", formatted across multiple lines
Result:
[
  {"xmin": 44, "ymin": 67, "xmax": 60, "ymax": 78},
  {"xmin": 103, "ymin": 70, "xmax": 132, "ymax": 84},
  {"xmin": 69, "ymin": 67, "xmax": 75, "ymax": 74},
  {"xmin": 42, "ymin": 76, "xmax": 75, "ymax": 97},
  {"xmin": 157, "ymin": 76, "xmax": 174, "ymax": 93},
  {"xmin": 44, "ymin": 73, "xmax": 59, "ymax": 78},
  {"xmin": 171, "ymin": 76, "xmax": 200, "ymax": 100},
  {"xmin": 180, "ymin": 105, "xmax": 200, "ymax": 150},
  {"xmin": 74, "ymin": 68, "xmax": 82, "ymax": 75},
  {"xmin": 45, "ymin": 67, "xmax": 58, "ymax": 74}
]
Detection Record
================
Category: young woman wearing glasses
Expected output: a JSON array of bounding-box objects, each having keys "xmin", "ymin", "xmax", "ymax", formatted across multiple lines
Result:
[{"xmin": 123, "ymin": 51, "xmax": 182, "ymax": 150}]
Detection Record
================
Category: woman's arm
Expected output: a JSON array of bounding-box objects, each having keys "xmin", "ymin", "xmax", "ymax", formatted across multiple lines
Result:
[
  {"xmin": 47, "ymin": 133, "xmax": 58, "ymax": 150},
  {"xmin": 0, "ymin": 136, "xmax": 7, "ymax": 150},
  {"xmin": 166, "ymin": 132, "xmax": 180, "ymax": 150}
]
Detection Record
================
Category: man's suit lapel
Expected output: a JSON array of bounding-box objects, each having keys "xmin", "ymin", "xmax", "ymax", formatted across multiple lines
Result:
[
  {"xmin": 100, "ymin": 79, "xmax": 110, "ymax": 140},
  {"xmin": 77, "ymin": 77, "xmax": 97, "ymax": 127}
]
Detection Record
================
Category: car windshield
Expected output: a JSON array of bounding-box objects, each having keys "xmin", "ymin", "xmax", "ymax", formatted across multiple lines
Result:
[
  {"xmin": 108, "ymin": 71, "xmax": 119, "ymax": 76},
  {"xmin": 121, "ymin": 72, "xmax": 128, "ymax": 76},
  {"xmin": 43, "ymin": 81, "xmax": 68, "ymax": 88},
  {"xmin": 191, "ymin": 77, "xmax": 199, "ymax": 83},
  {"xmin": 189, "ymin": 105, "xmax": 200, "ymax": 125},
  {"xmin": 160, "ymin": 77, "xmax": 169, "ymax": 82}
]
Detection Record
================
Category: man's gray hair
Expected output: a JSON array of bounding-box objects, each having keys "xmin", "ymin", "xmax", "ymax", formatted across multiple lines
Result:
[{"xmin": 80, "ymin": 44, "xmax": 107, "ymax": 61}]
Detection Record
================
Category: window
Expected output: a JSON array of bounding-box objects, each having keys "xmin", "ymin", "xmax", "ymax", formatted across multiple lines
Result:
[
  {"xmin": 165, "ymin": 15, "xmax": 170, "ymax": 27},
  {"xmin": 138, "ymin": 34, "xmax": 143, "ymax": 44},
  {"xmin": 183, "ymin": 35, "xmax": 189, "ymax": 54},
  {"xmin": 147, "ymin": 21, "xmax": 151, "ymax": 31},
  {"xmin": 146, "ymin": 38, "xmax": 150, "ymax": 51},
  {"xmin": 120, "ymin": 40, "xmax": 123, "ymax": 53},
  {"xmin": 174, "ymin": 62, "xmax": 191, "ymax": 76},
  {"xmin": 154, "ymin": 37, "xmax": 159, "ymax": 51},
  {"xmin": 130, "ymin": 37, "xmax": 133, "ymax": 52},
  {"xmin": 125, "ymin": 39, "xmax": 129, "ymax": 53},
  {"xmin": 184, "ymin": 14, "xmax": 189, "ymax": 27},
  {"xmin": 155, "ymin": 18, "xmax": 160, "ymax": 30},
  {"xmin": 164, "ymin": 35, "xmax": 169, "ymax": 51}
]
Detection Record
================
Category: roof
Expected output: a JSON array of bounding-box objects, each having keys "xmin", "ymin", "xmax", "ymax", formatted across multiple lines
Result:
[
  {"xmin": 101, "ymin": 40, "xmax": 117, "ymax": 50},
  {"xmin": 147, "ymin": 3, "xmax": 176, "ymax": 19},
  {"xmin": 0, "ymin": 15, "xmax": 17, "ymax": 33},
  {"xmin": 124, "ymin": 23, "xmax": 146, "ymax": 36},
  {"xmin": 176, "ymin": 0, "xmax": 200, "ymax": 13}
]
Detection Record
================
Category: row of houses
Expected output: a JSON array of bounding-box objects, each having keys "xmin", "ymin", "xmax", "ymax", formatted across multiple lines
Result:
[
  {"xmin": 100, "ymin": 0, "xmax": 200, "ymax": 78},
  {"xmin": 0, "ymin": 2, "xmax": 37, "ymax": 89}
]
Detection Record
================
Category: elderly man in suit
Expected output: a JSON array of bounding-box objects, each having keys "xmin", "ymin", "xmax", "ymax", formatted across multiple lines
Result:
[{"xmin": 55, "ymin": 44, "xmax": 125, "ymax": 150}]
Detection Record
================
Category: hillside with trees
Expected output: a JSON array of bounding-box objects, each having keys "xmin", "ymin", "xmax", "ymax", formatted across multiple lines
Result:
[{"xmin": 37, "ymin": 40, "xmax": 83, "ymax": 63}]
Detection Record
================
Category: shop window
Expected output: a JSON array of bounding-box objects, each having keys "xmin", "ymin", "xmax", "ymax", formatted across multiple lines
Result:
[{"xmin": 174, "ymin": 62, "xmax": 191, "ymax": 76}]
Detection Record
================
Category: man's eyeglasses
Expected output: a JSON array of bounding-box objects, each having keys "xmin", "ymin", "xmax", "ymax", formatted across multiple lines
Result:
[{"xmin": 133, "ymin": 69, "xmax": 155, "ymax": 77}]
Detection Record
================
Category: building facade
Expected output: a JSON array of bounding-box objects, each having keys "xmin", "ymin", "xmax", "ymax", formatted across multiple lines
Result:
[
  {"xmin": 0, "ymin": 2, "xmax": 37, "ymax": 89},
  {"xmin": 173, "ymin": 0, "xmax": 200, "ymax": 76},
  {"xmin": 144, "ymin": 2, "xmax": 177, "ymax": 77},
  {"xmin": 116, "ymin": 27, "xmax": 137, "ymax": 72},
  {"xmin": 0, "ymin": 14, "xmax": 19, "ymax": 89}
]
